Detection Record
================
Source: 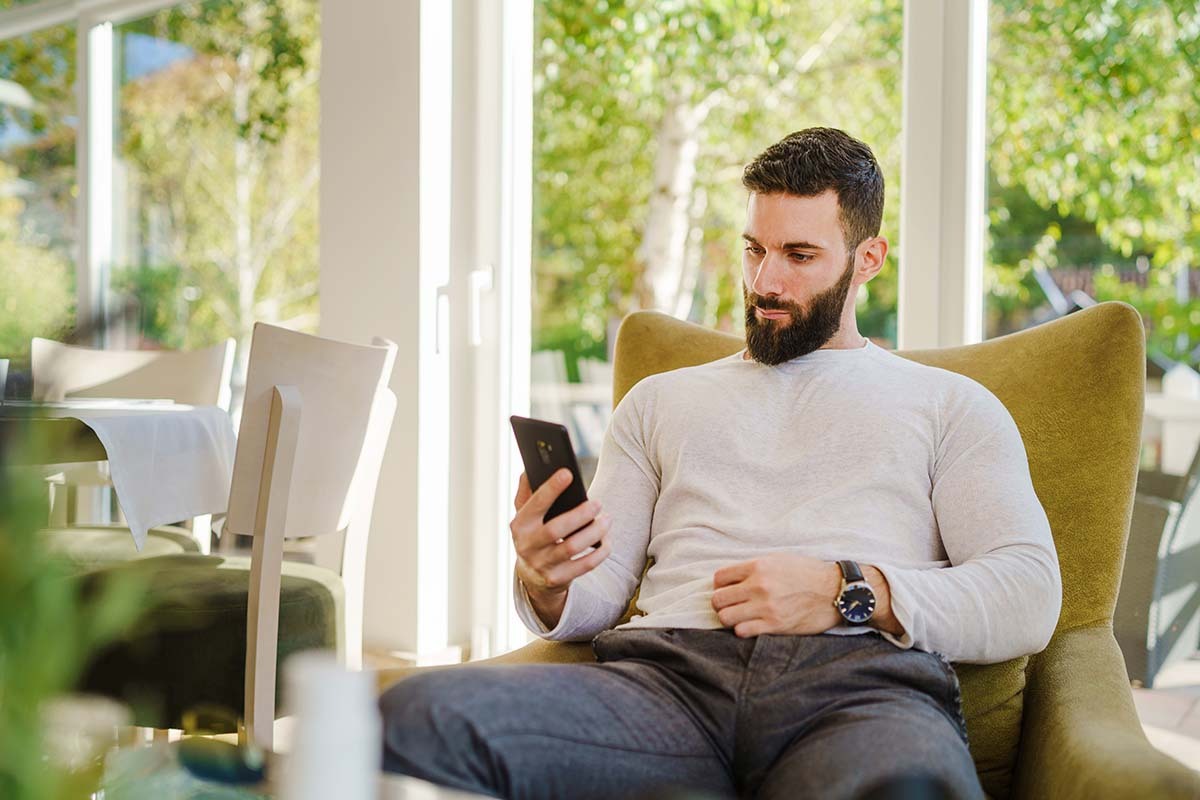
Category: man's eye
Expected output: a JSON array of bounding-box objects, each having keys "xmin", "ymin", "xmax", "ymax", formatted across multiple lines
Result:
[
  {"xmin": 744, "ymin": 245, "xmax": 764, "ymax": 255},
  {"xmin": 789, "ymin": 253, "xmax": 813, "ymax": 263}
]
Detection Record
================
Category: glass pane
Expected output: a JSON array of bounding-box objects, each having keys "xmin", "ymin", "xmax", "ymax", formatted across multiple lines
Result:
[
  {"xmin": 110, "ymin": 0, "xmax": 320, "ymax": 410},
  {"xmin": 531, "ymin": 1, "xmax": 904, "ymax": 475},
  {"xmin": 0, "ymin": 21, "xmax": 77, "ymax": 392},
  {"xmin": 985, "ymin": 2, "xmax": 1199, "ymax": 474}
]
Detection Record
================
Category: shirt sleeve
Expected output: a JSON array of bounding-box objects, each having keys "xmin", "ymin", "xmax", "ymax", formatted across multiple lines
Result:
[
  {"xmin": 513, "ymin": 379, "xmax": 659, "ymax": 641},
  {"xmin": 870, "ymin": 381, "xmax": 1063, "ymax": 664}
]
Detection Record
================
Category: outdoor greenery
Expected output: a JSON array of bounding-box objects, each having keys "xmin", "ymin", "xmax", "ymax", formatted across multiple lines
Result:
[
  {"xmin": 0, "ymin": 0, "xmax": 1196, "ymax": 378},
  {"xmin": 532, "ymin": 0, "xmax": 903, "ymax": 367},
  {"xmin": 0, "ymin": 0, "xmax": 318, "ymax": 395},
  {"xmin": 530, "ymin": 0, "xmax": 1199, "ymax": 371},
  {"xmin": 986, "ymin": 0, "xmax": 1200, "ymax": 363}
]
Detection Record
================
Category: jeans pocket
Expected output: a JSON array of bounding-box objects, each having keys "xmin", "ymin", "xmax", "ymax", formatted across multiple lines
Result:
[{"xmin": 929, "ymin": 651, "xmax": 970, "ymax": 748}]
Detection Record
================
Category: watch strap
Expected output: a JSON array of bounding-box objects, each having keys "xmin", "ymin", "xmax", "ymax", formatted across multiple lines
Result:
[{"xmin": 837, "ymin": 559, "xmax": 864, "ymax": 584}]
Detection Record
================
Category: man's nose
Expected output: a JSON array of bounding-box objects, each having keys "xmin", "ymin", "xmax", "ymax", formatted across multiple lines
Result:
[{"xmin": 751, "ymin": 252, "xmax": 786, "ymax": 297}]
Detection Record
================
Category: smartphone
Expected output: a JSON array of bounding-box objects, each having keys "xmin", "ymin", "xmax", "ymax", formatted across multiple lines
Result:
[{"xmin": 510, "ymin": 415, "xmax": 590, "ymax": 527}]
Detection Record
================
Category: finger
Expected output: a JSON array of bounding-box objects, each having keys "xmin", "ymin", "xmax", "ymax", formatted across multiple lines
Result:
[
  {"xmin": 711, "ymin": 583, "xmax": 752, "ymax": 611},
  {"xmin": 518, "ymin": 468, "xmax": 575, "ymax": 521},
  {"xmin": 514, "ymin": 472, "xmax": 533, "ymax": 511},
  {"xmin": 715, "ymin": 601, "xmax": 757, "ymax": 629},
  {"xmin": 549, "ymin": 534, "xmax": 612, "ymax": 585},
  {"xmin": 541, "ymin": 498, "xmax": 603, "ymax": 545},
  {"xmin": 734, "ymin": 620, "xmax": 767, "ymax": 638},
  {"xmin": 713, "ymin": 560, "xmax": 755, "ymax": 589},
  {"xmin": 552, "ymin": 513, "xmax": 610, "ymax": 561}
]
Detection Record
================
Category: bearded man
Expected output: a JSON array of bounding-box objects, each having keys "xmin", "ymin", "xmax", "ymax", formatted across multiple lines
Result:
[{"xmin": 380, "ymin": 127, "xmax": 1061, "ymax": 800}]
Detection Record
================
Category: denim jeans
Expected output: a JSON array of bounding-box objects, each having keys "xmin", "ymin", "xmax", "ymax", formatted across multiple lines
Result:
[{"xmin": 379, "ymin": 628, "xmax": 984, "ymax": 800}]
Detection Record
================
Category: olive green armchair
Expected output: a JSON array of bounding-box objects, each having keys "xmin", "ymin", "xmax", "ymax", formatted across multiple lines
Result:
[{"xmin": 381, "ymin": 301, "xmax": 1200, "ymax": 799}]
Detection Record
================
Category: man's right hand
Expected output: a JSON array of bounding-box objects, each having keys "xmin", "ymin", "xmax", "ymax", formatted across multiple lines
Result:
[{"xmin": 510, "ymin": 469, "xmax": 612, "ymax": 630}]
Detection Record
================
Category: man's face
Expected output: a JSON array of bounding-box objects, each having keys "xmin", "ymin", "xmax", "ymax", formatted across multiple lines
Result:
[{"xmin": 741, "ymin": 190, "xmax": 858, "ymax": 365}]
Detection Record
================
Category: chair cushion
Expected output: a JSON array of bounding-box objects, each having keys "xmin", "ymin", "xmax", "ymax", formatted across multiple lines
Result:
[
  {"xmin": 42, "ymin": 525, "xmax": 199, "ymax": 569},
  {"xmin": 76, "ymin": 554, "xmax": 344, "ymax": 731}
]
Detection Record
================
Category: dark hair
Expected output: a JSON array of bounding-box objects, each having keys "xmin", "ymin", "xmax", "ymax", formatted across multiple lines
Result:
[{"xmin": 742, "ymin": 127, "xmax": 884, "ymax": 253}]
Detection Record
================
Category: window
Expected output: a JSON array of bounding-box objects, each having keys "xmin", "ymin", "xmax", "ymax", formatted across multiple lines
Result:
[
  {"xmin": 111, "ymin": 0, "xmax": 320, "ymax": 383},
  {"xmin": 985, "ymin": 1, "xmax": 1200, "ymax": 471},
  {"xmin": 530, "ymin": 0, "xmax": 905, "ymax": 474},
  {"xmin": 0, "ymin": 0, "xmax": 319, "ymax": 410},
  {"xmin": 0, "ymin": 20, "xmax": 76, "ymax": 364}
]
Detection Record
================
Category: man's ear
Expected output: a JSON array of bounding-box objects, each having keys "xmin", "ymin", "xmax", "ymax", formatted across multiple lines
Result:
[{"xmin": 856, "ymin": 236, "xmax": 889, "ymax": 280}]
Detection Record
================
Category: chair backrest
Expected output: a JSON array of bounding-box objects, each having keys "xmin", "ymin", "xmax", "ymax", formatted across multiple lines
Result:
[
  {"xmin": 31, "ymin": 337, "xmax": 236, "ymax": 409},
  {"xmin": 222, "ymin": 322, "xmax": 397, "ymax": 751},
  {"xmin": 610, "ymin": 301, "xmax": 1145, "ymax": 798},
  {"xmin": 224, "ymin": 323, "xmax": 397, "ymax": 542}
]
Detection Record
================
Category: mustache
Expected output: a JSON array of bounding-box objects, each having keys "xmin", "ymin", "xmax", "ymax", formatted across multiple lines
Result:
[{"xmin": 747, "ymin": 294, "xmax": 801, "ymax": 314}]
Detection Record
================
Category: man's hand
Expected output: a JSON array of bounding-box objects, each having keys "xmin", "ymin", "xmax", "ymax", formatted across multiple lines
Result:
[
  {"xmin": 511, "ymin": 469, "xmax": 612, "ymax": 629},
  {"xmin": 711, "ymin": 555, "xmax": 843, "ymax": 638}
]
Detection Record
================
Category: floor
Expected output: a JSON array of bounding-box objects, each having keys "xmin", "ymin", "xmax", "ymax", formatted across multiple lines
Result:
[{"xmin": 1134, "ymin": 652, "xmax": 1200, "ymax": 770}]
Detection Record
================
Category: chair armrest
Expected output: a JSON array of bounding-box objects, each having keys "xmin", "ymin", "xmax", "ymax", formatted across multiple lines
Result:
[
  {"xmin": 375, "ymin": 639, "xmax": 596, "ymax": 694},
  {"xmin": 1012, "ymin": 624, "xmax": 1200, "ymax": 799}
]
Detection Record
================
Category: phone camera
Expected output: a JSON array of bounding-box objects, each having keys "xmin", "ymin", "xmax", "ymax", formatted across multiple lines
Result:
[{"xmin": 536, "ymin": 439, "xmax": 553, "ymax": 466}]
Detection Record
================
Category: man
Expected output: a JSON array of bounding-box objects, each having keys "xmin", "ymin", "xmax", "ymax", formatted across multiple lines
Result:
[{"xmin": 380, "ymin": 128, "xmax": 1062, "ymax": 800}]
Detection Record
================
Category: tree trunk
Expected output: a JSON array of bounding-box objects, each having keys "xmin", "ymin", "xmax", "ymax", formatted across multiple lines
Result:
[{"xmin": 637, "ymin": 96, "xmax": 709, "ymax": 316}]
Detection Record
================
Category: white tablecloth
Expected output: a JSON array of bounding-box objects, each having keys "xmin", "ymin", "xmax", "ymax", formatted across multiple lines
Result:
[{"xmin": 28, "ymin": 401, "xmax": 236, "ymax": 549}]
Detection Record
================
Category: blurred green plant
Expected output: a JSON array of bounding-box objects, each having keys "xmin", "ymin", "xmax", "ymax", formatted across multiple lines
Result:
[{"xmin": 0, "ymin": 426, "xmax": 145, "ymax": 800}]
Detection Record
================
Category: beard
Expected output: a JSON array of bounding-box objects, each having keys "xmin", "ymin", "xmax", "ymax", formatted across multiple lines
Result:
[{"xmin": 743, "ymin": 256, "xmax": 856, "ymax": 365}]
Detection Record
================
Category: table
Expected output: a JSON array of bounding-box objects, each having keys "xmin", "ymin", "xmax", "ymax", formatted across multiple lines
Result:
[
  {"xmin": 94, "ymin": 743, "xmax": 489, "ymax": 799},
  {"xmin": 0, "ymin": 399, "xmax": 237, "ymax": 549}
]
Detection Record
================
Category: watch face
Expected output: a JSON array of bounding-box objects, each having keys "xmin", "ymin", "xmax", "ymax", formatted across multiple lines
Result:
[{"xmin": 837, "ymin": 585, "xmax": 876, "ymax": 624}]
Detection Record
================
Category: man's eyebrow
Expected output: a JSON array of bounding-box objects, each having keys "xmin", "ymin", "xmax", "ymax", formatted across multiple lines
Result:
[{"xmin": 741, "ymin": 233, "xmax": 825, "ymax": 251}]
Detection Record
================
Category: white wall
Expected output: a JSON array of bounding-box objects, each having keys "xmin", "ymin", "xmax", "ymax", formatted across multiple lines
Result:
[{"xmin": 319, "ymin": 0, "xmax": 445, "ymax": 655}]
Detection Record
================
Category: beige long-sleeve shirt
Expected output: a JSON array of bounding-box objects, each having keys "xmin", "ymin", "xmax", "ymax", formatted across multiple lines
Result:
[{"xmin": 514, "ymin": 339, "xmax": 1062, "ymax": 664}]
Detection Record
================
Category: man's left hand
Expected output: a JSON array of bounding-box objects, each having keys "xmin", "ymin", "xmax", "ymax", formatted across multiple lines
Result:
[{"xmin": 711, "ymin": 555, "xmax": 843, "ymax": 638}]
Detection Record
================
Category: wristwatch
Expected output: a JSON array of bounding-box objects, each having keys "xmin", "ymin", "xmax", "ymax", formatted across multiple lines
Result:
[{"xmin": 833, "ymin": 559, "xmax": 876, "ymax": 626}]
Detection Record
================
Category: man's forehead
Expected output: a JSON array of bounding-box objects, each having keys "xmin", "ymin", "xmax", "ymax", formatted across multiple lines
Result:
[{"xmin": 744, "ymin": 190, "xmax": 842, "ymax": 250}]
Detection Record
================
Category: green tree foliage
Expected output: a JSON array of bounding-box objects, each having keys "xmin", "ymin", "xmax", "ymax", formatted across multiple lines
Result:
[
  {"xmin": 0, "ymin": 19, "xmax": 76, "ymax": 362},
  {"xmin": 988, "ymin": 0, "xmax": 1200, "ymax": 364},
  {"xmin": 0, "ymin": 0, "xmax": 318, "ymax": 397},
  {"xmin": 113, "ymin": 0, "xmax": 319, "ymax": 390},
  {"xmin": 533, "ymin": 0, "xmax": 904, "ymax": 367},
  {"xmin": 0, "ymin": 165, "xmax": 74, "ymax": 356}
]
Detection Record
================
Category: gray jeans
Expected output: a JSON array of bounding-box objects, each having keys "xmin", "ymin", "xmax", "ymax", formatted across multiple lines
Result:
[{"xmin": 379, "ymin": 628, "xmax": 984, "ymax": 800}]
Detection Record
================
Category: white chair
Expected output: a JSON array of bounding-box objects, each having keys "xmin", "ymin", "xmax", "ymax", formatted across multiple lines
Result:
[
  {"xmin": 77, "ymin": 322, "xmax": 397, "ymax": 752},
  {"xmin": 31, "ymin": 337, "xmax": 235, "ymax": 408},
  {"xmin": 32, "ymin": 337, "xmax": 234, "ymax": 554}
]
